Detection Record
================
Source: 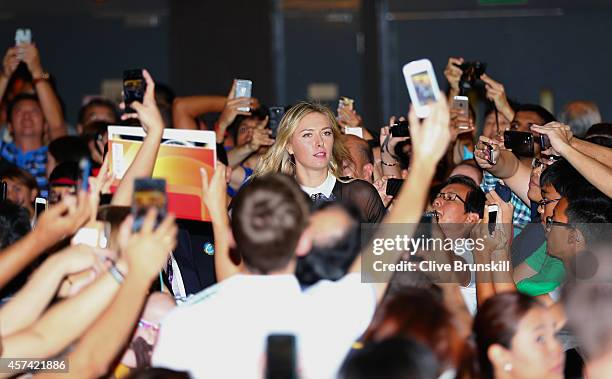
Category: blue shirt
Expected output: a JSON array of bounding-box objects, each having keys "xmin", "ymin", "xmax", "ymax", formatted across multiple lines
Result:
[
  {"xmin": 480, "ymin": 171, "xmax": 531, "ymax": 234},
  {"xmin": 0, "ymin": 141, "xmax": 48, "ymax": 197}
]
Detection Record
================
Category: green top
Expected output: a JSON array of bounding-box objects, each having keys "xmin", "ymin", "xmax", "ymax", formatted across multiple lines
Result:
[{"xmin": 517, "ymin": 241, "xmax": 566, "ymax": 297}]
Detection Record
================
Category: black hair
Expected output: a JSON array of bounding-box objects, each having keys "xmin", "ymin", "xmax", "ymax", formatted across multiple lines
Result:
[
  {"xmin": 77, "ymin": 98, "xmax": 119, "ymax": 125},
  {"xmin": 7, "ymin": 93, "xmax": 40, "ymax": 123},
  {"xmin": 295, "ymin": 201, "xmax": 361, "ymax": 286},
  {"xmin": 126, "ymin": 368, "xmax": 189, "ymax": 379},
  {"xmin": 48, "ymin": 136, "xmax": 91, "ymax": 164},
  {"xmin": 566, "ymin": 197, "xmax": 612, "ymax": 247},
  {"xmin": 484, "ymin": 98, "xmax": 518, "ymax": 118},
  {"xmin": 49, "ymin": 161, "xmax": 80, "ymax": 184},
  {"xmin": 540, "ymin": 159, "xmax": 606, "ymax": 202},
  {"xmin": 443, "ymin": 175, "xmax": 486, "ymax": 218},
  {"xmin": 0, "ymin": 165, "xmax": 38, "ymax": 192},
  {"xmin": 154, "ymin": 83, "xmax": 176, "ymax": 108},
  {"xmin": 338, "ymin": 337, "xmax": 440, "ymax": 379},
  {"xmin": 0, "ymin": 200, "xmax": 31, "ymax": 249},
  {"xmin": 513, "ymin": 103, "xmax": 556, "ymax": 124},
  {"xmin": 585, "ymin": 123, "xmax": 612, "ymax": 148}
]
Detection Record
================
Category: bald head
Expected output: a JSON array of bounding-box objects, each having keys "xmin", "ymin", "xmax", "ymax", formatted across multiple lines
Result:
[
  {"xmin": 450, "ymin": 163, "xmax": 483, "ymax": 186},
  {"xmin": 342, "ymin": 134, "xmax": 374, "ymax": 182}
]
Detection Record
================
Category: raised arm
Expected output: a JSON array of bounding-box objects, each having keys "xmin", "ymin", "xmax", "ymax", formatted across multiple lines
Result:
[
  {"xmin": 210, "ymin": 80, "xmax": 256, "ymax": 144},
  {"xmin": 350, "ymin": 96, "xmax": 452, "ymax": 302},
  {"xmin": 227, "ymin": 116, "xmax": 273, "ymax": 168},
  {"xmin": 378, "ymin": 120, "xmax": 407, "ymax": 178},
  {"xmin": 172, "ymin": 95, "xmax": 226, "ymax": 130},
  {"xmin": 201, "ymin": 163, "xmax": 240, "ymax": 281},
  {"xmin": 45, "ymin": 212, "xmax": 178, "ymax": 379},
  {"xmin": 0, "ymin": 47, "xmax": 19, "ymax": 104},
  {"xmin": 532, "ymin": 123, "xmax": 612, "ymax": 197},
  {"xmin": 0, "ymin": 245, "xmax": 105, "ymax": 337},
  {"xmin": 111, "ymin": 69, "xmax": 164, "ymax": 206},
  {"xmin": 0, "ymin": 194, "xmax": 90, "ymax": 289},
  {"xmin": 21, "ymin": 43, "xmax": 66, "ymax": 139}
]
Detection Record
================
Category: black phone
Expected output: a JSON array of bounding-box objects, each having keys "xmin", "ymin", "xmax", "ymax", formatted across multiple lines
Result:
[
  {"xmin": 132, "ymin": 178, "xmax": 167, "ymax": 232},
  {"xmin": 265, "ymin": 334, "xmax": 297, "ymax": 379},
  {"xmin": 123, "ymin": 69, "xmax": 146, "ymax": 113},
  {"xmin": 494, "ymin": 182, "xmax": 512, "ymax": 203},
  {"xmin": 0, "ymin": 181, "xmax": 6, "ymax": 202},
  {"xmin": 268, "ymin": 106, "xmax": 285, "ymax": 138},
  {"xmin": 386, "ymin": 178, "xmax": 405, "ymax": 197},
  {"xmin": 390, "ymin": 120, "xmax": 410, "ymax": 138},
  {"xmin": 504, "ymin": 131, "xmax": 534, "ymax": 157},
  {"xmin": 483, "ymin": 142, "xmax": 495, "ymax": 165},
  {"xmin": 539, "ymin": 134, "xmax": 551, "ymax": 150}
]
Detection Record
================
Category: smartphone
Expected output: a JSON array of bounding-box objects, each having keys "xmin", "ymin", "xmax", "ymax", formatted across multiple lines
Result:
[
  {"xmin": 494, "ymin": 182, "xmax": 512, "ymax": 203},
  {"xmin": 234, "ymin": 79, "xmax": 253, "ymax": 113},
  {"xmin": 452, "ymin": 95, "xmax": 470, "ymax": 129},
  {"xmin": 15, "ymin": 28, "xmax": 31, "ymax": 46},
  {"xmin": 268, "ymin": 106, "xmax": 285, "ymax": 138},
  {"xmin": 79, "ymin": 158, "xmax": 91, "ymax": 192},
  {"xmin": 386, "ymin": 178, "xmax": 405, "ymax": 197},
  {"xmin": 483, "ymin": 142, "xmax": 496, "ymax": 165},
  {"xmin": 123, "ymin": 69, "xmax": 146, "ymax": 113},
  {"xmin": 402, "ymin": 59, "xmax": 441, "ymax": 118},
  {"xmin": 504, "ymin": 131, "xmax": 534, "ymax": 157},
  {"xmin": 488, "ymin": 204, "xmax": 499, "ymax": 235},
  {"xmin": 34, "ymin": 197, "xmax": 47, "ymax": 224},
  {"xmin": 539, "ymin": 134, "xmax": 551, "ymax": 150},
  {"xmin": 1, "ymin": 181, "xmax": 7, "ymax": 202},
  {"xmin": 265, "ymin": 334, "xmax": 297, "ymax": 379},
  {"xmin": 338, "ymin": 96, "xmax": 354, "ymax": 111},
  {"xmin": 390, "ymin": 120, "xmax": 410, "ymax": 137},
  {"xmin": 132, "ymin": 178, "xmax": 167, "ymax": 232}
]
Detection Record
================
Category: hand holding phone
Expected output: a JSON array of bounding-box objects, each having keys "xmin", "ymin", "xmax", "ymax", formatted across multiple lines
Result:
[
  {"xmin": 504, "ymin": 131, "xmax": 534, "ymax": 157},
  {"xmin": 402, "ymin": 59, "xmax": 441, "ymax": 118},
  {"xmin": 386, "ymin": 178, "xmax": 405, "ymax": 197},
  {"xmin": 487, "ymin": 204, "xmax": 499, "ymax": 235},
  {"xmin": 390, "ymin": 120, "xmax": 410, "ymax": 138},
  {"xmin": 338, "ymin": 96, "xmax": 354, "ymax": 111}
]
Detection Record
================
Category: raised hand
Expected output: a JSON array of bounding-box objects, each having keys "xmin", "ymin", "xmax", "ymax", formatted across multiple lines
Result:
[
  {"xmin": 530, "ymin": 122, "xmax": 573, "ymax": 157},
  {"xmin": 217, "ymin": 80, "xmax": 258, "ymax": 132},
  {"xmin": 2, "ymin": 47, "xmax": 20, "ymax": 78},
  {"xmin": 408, "ymin": 93, "xmax": 451, "ymax": 164},
  {"xmin": 246, "ymin": 116, "xmax": 274, "ymax": 152},
  {"xmin": 337, "ymin": 106, "xmax": 363, "ymax": 128},
  {"xmin": 481, "ymin": 74, "xmax": 514, "ymax": 121},
  {"xmin": 120, "ymin": 69, "xmax": 165, "ymax": 134},
  {"xmin": 474, "ymin": 135, "xmax": 504, "ymax": 169},
  {"xmin": 121, "ymin": 210, "xmax": 178, "ymax": 281},
  {"xmin": 19, "ymin": 43, "xmax": 44, "ymax": 78},
  {"xmin": 443, "ymin": 57, "xmax": 464, "ymax": 93},
  {"xmin": 201, "ymin": 162, "xmax": 228, "ymax": 221},
  {"xmin": 36, "ymin": 192, "xmax": 92, "ymax": 243}
]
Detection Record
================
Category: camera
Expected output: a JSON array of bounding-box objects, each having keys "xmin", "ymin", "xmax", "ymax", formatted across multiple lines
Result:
[{"xmin": 457, "ymin": 61, "xmax": 487, "ymax": 92}]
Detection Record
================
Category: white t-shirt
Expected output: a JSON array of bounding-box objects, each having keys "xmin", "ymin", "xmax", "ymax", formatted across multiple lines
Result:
[{"xmin": 152, "ymin": 273, "xmax": 376, "ymax": 379}]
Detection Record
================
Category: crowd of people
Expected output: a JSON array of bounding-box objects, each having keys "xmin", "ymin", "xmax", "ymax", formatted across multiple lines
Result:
[{"xmin": 0, "ymin": 37, "xmax": 611, "ymax": 379}]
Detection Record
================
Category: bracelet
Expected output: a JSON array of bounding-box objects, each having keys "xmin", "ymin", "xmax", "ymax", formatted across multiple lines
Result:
[
  {"xmin": 381, "ymin": 160, "xmax": 397, "ymax": 167},
  {"xmin": 109, "ymin": 264, "xmax": 125, "ymax": 284}
]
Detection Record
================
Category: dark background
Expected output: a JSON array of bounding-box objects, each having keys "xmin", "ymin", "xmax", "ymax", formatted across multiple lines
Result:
[{"xmin": 2, "ymin": 0, "xmax": 610, "ymax": 131}]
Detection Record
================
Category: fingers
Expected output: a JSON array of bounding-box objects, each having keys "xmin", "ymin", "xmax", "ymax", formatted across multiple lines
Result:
[
  {"xmin": 407, "ymin": 106, "xmax": 420, "ymax": 140},
  {"xmin": 117, "ymin": 215, "xmax": 133, "ymax": 251},
  {"xmin": 142, "ymin": 69, "xmax": 156, "ymax": 102},
  {"xmin": 154, "ymin": 213, "xmax": 177, "ymax": 238},
  {"xmin": 140, "ymin": 208, "xmax": 158, "ymax": 235},
  {"xmin": 228, "ymin": 79, "xmax": 237, "ymax": 98}
]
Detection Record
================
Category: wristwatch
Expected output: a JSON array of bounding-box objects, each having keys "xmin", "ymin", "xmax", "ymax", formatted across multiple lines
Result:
[{"xmin": 32, "ymin": 71, "xmax": 50, "ymax": 85}]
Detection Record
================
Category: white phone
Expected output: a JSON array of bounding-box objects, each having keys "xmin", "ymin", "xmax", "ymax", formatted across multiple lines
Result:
[
  {"xmin": 402, "ymin": 59, "xmax": 441, "ymax": 118},
  {"xmin": 452, "ymin": 95, "xmax": 470, "ymax": 129},
  {"xmin": 234, "ymin": 79, "xmax": 252, "ymax": 113},
  {"xmin": 344, "ymin": 126, "xmax": 363, "ymax": 138},
  {"xmin": 34, "ymin": 197, "xmax": 47, "ymax": 225},
  {"xmin": 488, "ymin": 204, "xmax": 499, "ymax": 235},
  {"xmin": 15, "ymin": 28, "xmax": 31, "ymax": 46}
]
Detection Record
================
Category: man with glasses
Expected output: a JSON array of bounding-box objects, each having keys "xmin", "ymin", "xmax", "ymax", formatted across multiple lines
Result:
[{"xmin": 431, "ymin": 174, "xmax": 486, "ymax": 314}]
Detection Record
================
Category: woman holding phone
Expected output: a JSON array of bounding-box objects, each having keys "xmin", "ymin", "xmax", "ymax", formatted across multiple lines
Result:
[{"xmin": 252, "ymin": 101, "xmax": 385, "ymax": 223}]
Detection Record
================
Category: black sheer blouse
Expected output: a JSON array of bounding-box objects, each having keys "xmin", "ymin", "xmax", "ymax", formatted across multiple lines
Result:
[{"xmin": 329, "ymin": 178, "xmax": 386, "ymax": 223}]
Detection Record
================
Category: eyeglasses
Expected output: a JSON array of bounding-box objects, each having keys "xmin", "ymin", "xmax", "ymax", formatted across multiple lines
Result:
[
  {"xmin": 545, "ymin": 216, "xmax": 573, "ymax": 232},
  {"xmin": 436, "ymin": 192, "xmax": 466, "ymax": 204},
  {"xmin": 138, "ymin": 318, "xmax": 160, "ymax": 332},
  {"xmin": 537, "ymin": 198, "xmax": 561, "ymax": 209}
]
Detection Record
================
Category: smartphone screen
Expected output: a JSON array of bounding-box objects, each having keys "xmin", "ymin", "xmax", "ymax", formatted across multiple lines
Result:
[
  {"xmin": 390, "ymin": 120, "xmax": 410, "ymax": 138},
  {"xmin": 235, "ymin": 79, "xmax": 252, "ymax": 112},
  {"xmin": 386, "ymin": 178, "xmax": 405, "ymax": 197},
  {"xmin": 266, "ymin": 334, "xmax": 297, "ymax": 379},
  {"xmin": 123, "ymin": 69, "xmax": 146, "ymax": 113},
  {"xmin": 338, "ymin": 96, "xmax": 354, "ymax": 111},
  {"xmin": 403, "ymin": 59, "xmax": 440, "ymax": 119},
  {"xmin": 34, "ymin": 197, "xmax": 47, "ymax": 225},
  {"xmin": 483, "ymin": 142, "xmax": 495, "ymax": 165},
  {"xmin": 504, "ymin": 131, "xmax": 534, "ymax": 157},
  {"xmin": 488, "ymin": 205, "xmax": 499, "ymax": 235},
  {"xmin": 268, "ymin": 106, "xmax": 285, "ymax": 138},
  {"xmin": 15, "ymin": 28, "xmax": 31, "ymax": 46},
  {"xmin": 132, "ymin": 178, "xmax": 167, "ymax": 232}
]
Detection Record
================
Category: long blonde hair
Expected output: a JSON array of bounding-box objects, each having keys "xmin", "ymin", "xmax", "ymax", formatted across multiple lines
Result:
[{"xmin": 253, "ymin": 101, "xmax": 351, "ymax": 179}]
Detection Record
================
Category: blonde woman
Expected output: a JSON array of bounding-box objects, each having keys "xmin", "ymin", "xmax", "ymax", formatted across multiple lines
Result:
[{"xmin": 253, "ymin": 101, "xmax": 385, "ymax": 223}]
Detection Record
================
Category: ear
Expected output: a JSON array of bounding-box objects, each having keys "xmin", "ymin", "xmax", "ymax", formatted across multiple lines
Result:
[
  {"xmin": 568, "ymin": 228, "xmax": 586, "ymax": 251},
  {"xmin": 295, "ymin": 229, "xmax": 313, "ymax": 257},
  {"xmin": 227, "ymin": 229, "xmax": 237, "ymax": 249},
  {"xmin": 488, "ymin": 344, "xmax": 512, "ymax": 372},
  {"xmin": 465, "ymin": 212, "xmax": 481, "ymax": 224},
  {"xmin": 286, "ymin": 141, "xmax": 294, "ymax": 155},
  {"xmin": 362, "ymin": 163, "xmax": 374, "ymax": 181}
]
